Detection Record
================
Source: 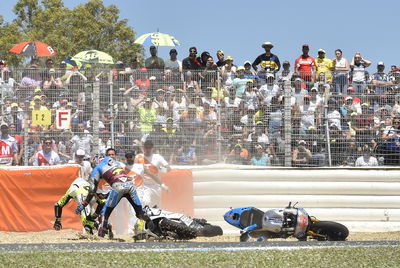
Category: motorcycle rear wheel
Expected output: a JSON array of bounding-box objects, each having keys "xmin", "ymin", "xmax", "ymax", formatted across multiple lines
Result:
[
  {"xmin": 159, "ymin": 219, "xmax": 197, "ymax": 240},
  {"xmin": 197, "ymin": 225, "xmax": 223, "ymax": 237},
  {"xmin": 309, "ymin": 221, "xmax": 349, "ymax": 241}
]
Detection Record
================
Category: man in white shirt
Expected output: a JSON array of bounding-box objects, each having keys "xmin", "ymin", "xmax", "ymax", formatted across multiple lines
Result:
[
  {"xmin": 164, "ymin": 49, "xmax": 182, "ymax": 73},
  {"xmin": 134, "ymin": 139, "xmax": 170, "ymax": 207},
  {"xmin": 69, "ymin": 149, "xmax": 92, "ymax": 179},
  {"xmin": 355, "ymin": 145, "xmax": 378, "ymax": 167},
  {"xmin": 32, "ymin": 137, "xmax": 60, "ymax": 166}
]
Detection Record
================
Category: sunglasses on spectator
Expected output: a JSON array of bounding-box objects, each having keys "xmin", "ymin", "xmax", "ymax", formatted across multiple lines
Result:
[{"xmin": 44, "ymin": 142, "xmax": 52, "ymax": 145}]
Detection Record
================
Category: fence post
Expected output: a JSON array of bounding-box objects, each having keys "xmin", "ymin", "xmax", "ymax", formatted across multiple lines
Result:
[
  {"xmin": 283, "ymin": 80, "xmax": 292, "ymax": 167},
  {"xmin": 108, "ymin": 71, "xmax": 115, "ymax": 148},
  {"xmin": 324, "ymin": 85, "xmax": 332, "ymax": 166},
  {"xmin": 92, "ymin": 78, "xmax": 100, "ymax": 156},
  {"xmin": 217, "ymin": 71, "xmax": 222, "ymax": 162}
]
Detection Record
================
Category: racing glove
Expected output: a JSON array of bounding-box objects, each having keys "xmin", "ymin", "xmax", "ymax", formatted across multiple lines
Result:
[
  {"xmin": 75, "ymin": 201, "xmax": 89, "ymax": 214},
  {"xmin": 53, "ymin": 218, "xmax": 62, "ymax": 230}
]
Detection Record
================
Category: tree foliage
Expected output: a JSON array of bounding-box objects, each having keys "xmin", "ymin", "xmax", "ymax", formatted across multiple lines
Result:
[{"xmin": 0, "ymin": 0, "xmax": 143, "ymax": 66}]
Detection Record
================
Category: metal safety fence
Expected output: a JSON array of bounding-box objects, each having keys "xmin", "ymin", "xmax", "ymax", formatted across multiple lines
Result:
[{"xmin": 1, "ymin": 66, "xmax": 400, "ymax": 167}]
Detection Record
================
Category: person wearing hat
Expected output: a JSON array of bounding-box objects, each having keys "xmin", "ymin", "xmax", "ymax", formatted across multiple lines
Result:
[
  {"xmin": 220, "ymin": 56, "xmax": 237, "ymax": 89},
  {"xmin": 145, "ymin": 45, "xmax": 165, "ymax": 70},
  {"xmin": 182, "ymin": 47, "xmax": 200, "ymax": 70},
  {"xmin": 299, "ymin": 94, "xmax": 317, "ymax": 130},
  {"xmin": 247, "ymin": 121, "xmax": 270, "ymax": 145},
  {"xmin": 355, "ymin": 144, "xmax": 378, "ymax": 167},
  {"xmin": 295, "ymin": 44, "xmax": 317, "ymax": 86},
  {"xmin": 232, "ymin": 66, "xmax": 249, "ymax": 98},
  {"xmin": 243, "ymin": 60, "xmax": 256, "ymax": 79},
  {"xmin": 0, "ymin": 122, "xmax": 19, "ymax": 166},
  {"xmin": 251, "ymin": 143, "xmax": 271, "ymax": 166},
  {"xmin": 67, "ymin": 149, "xmax": 93, "ymax": 179},
  {"xmin": 216, "ymin": 50, "xmax": 225, "ymax": 67},
  {"xmin": 226, "ymin": 143, "xmax": 249, "ymax": 165},
  {"xmin": 349, "ymin": 52, "xmax": 371, "ymax": 94},
  {"xmin": 292, "ymin": 140, "xmax": 312, "ymax": 166},
  {"xmin": 315, "ymin": 48, "xmax": 334, "ymax": 83},
  {"xmin": 31, "ymin": 95, "xmax": 48, "ymax": 111},
  {"xmin": 164, "ymin": 48, "xmax": 182, "ymax": 73},
  {"xmin": 371, "ymin": 61, "xmax": 393, "ymax": 95},
  {"xmin": 252, "ymin": 41, "xmax": 281, "ymax": 73}
]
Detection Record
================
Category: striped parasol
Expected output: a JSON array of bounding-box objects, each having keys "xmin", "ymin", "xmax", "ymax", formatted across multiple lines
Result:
[{"xmin": 134, "ymin": 32, "xmax": 180, "ymax": 47}]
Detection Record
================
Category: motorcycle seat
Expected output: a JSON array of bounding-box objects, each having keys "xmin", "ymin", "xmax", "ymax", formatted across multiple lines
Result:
[{"xmin": 240, "ymin": 208, "xmax": 264, "ymax": 229}]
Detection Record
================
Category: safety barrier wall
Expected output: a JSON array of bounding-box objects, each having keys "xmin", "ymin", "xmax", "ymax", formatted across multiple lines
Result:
[{"xmin": 191, "ymin": 165, "xmax": 400, "ymax": 234}]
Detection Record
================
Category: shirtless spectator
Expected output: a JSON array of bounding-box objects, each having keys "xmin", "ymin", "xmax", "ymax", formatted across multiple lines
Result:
[{"xmin": 292, "ymin": 140, "xmax": 312, "ymax": 167}]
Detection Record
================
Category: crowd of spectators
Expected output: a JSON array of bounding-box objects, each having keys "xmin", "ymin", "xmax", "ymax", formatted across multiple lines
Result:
[{"xmin": 1, "ymin": 42, "xmax": 400, "ymax": 167}]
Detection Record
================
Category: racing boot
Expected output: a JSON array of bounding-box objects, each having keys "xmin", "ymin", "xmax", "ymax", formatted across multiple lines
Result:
[{"xmin": 98, "ymin": 220, "xmax": 108, "ymax": 238}]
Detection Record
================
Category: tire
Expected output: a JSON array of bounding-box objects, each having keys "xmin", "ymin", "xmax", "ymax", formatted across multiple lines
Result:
[
  {"xmin": 309, "ymin": 221, "xmax": 349, "ymax": 241},
  {"xmin": 196, "ymin": 225, "xmax": 223, "ymax": 237},
  {"xmin": 159, "ymin": 218, "xmax": 197, "ymax": 240}
]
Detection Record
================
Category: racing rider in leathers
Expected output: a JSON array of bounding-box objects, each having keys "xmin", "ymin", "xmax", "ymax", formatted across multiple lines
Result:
[
  {"xmin": 75, "ymin": 156, "xmax": 155, "ymax": 237},
  {"xmin": 54, "ymin": 177, "xmax": 107, "ymax": 234}
]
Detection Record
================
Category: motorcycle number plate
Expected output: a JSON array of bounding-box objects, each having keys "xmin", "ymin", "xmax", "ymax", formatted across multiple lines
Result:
[{"xmin": 180, "ymin": 215, "xmax": 193, "ymax": 226}]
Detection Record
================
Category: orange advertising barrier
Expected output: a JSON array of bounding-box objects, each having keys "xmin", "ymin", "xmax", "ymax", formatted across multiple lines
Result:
[
  {"xmin": 0, "ymin": 166, "xmax": 194, "ymax": 232},
  {"xmin": 0, "ymin": 165, "xmax": 81, "ymax": 232},
  {"xmin": 161, "ymin": 169, "xmax": 194, "ymax": 217}
]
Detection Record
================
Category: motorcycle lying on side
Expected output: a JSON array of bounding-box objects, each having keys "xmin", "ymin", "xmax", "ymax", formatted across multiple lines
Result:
[
  {"xmin": 224, "ymin": 202, "xmax": 349, "ymax": 242},
  {"xmin": 133, "ymin": 206, "xmax": 223, "ymax": 241}
]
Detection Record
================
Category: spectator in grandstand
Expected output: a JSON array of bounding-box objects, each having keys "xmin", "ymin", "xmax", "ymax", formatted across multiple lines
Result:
[
  {"xmin": 327, "ymin": 98, "xmax": 342, "ymax": 130},
  {"xmin": 299, "ymin": 95, "xmax": 317, "ymax": 130},
  {"xmin": 145, "ymin": 45, "xmax": 165, "ymax": 70},
  {"xmin": 340, "ymin": 138, "xmax": 358, "ymax": 166},
  {"xmin": 138, "ymin": 98, "xmax": 157, "ymax": 135},
  {"xmin": 180, "ymin": 104, "xmax": 203, "ymax": 135},
  {"xmin": 226, "ymin": 143, "xmax": 249, "ymax": 165},
  {"xmin": 172, "ymin": 140, "xmax": 197, "ymax": 165},
  {"xmin": 183, "ymin": 71, "xmax": 201, "ymax": 94},
  {"xmin": 243, "ymin": 81, "xmax": 259, "ymax": 110},
  {"xmin": 332, "ymin": 49, "xmax": 349, "ymax": 94},
  {"xmin": 355, "ymin": 144, "xmax": 378, "ymax": 167},
  {"xmin": 243, "ymin": 61, "xmax": 256, "ymax": 79},
  {"xmin": 233, "ymin": 66, "xmax": 250, "ymax": 98},
  {"xmin": 292, "ymin": 140, "xmax": 312, "ymax": 167},
  {"xmin": 259, "ymin": 74, "xmax": 279, "ymax": 106},
  {"xmin": 164, "ymin": 48, "xmax": 182, "ymax": 73},
  {"xmin": 70, "ymin": 123, "xmax": 93, "ymax": 157},
  {"xmin": 0, "ymin": 122, "xmax": 19, "ymax": 166},
  {"xmin": 277, "ymin": 61, "xmax": 293, "ymax": 84},
  {"xmin": 20, "ymin": 64, "xmax": 41, "ymax": 89},
  {"xmin": 32, "ymin": 137, "xmax": 60, "ymax": 166},
  {"xmin": 182, "ymin": 46, "xmax": 200, "ymax": 70},
  {"xmin": 216, "ymin": 50, "xmax": 226, "ymax": 67},
  {"xmin": 381, "ymin": 116, "xmax": 400, "ymax": 165},
  {"xmin": 220, "ymin": 56, "xmax": 237, "ymax": 90},
  {"xmin": 352, "ymin": 103, "xmax": 375, "ymax": 147},
  {"xmin": 315, "ymin": 48, "xmax": 333, "ymax": 83},
  {"xmin": 247, "ymin": 121, "xmax": 270, "ymax": 147},
  {"xmin": 291, "ymin": 77, "xmax": 308, "ymax": 105},
  {"xmin": 134, "ymin": 67, "xmax": 151, "ymax": 96},
  {"xmin": 370, "ymin": 62, "xmax": 393, "ymax": 95},
  {"xmin": 250, "ymin": 143, "xmax": 270, "ymax": 166},
  {"xmin": 252, "ymin": 41, "xmax": 281, "ymax": 73},
  {"xmin": 349, "ymin": 52, "xmax": 371, "ymax": 94},
  {"xmin": 294, "ymin": 44, "xmax": 316, "ymax": 86}
]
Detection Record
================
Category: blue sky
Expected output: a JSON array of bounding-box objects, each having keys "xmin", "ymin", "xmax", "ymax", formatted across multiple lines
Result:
[{"xmin": 2, "ymin": 0, "xmax": 399, "ymax": 71}]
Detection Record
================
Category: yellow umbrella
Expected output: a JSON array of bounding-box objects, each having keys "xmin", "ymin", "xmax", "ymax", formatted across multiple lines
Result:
[
  {"xmin": 134, "ymin": 32, "xmax": 180, "ymax": 47},
  {"xmin": 72, "ymin": 50, "xmax": 114, "ymax": 64}
]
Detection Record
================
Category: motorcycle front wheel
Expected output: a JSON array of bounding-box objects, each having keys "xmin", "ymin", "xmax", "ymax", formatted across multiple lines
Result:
[
  {"xmin": 309, "ymin": 221, "xmax": 349, "ymax": 241},
  {"xmin": 159, "ymin": 219, "xmax": 197, "ymax": 240}
]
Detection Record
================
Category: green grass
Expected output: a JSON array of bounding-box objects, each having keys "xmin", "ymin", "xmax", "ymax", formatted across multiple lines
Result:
[{"xmin": 1, "ymin": 247, "xmax": 400, "ymax": 268}]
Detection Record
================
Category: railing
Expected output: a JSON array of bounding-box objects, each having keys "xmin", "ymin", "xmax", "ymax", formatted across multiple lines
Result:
[{"xmin": 1, "ymin": 66, "xmax": 399, "ymax": 167}]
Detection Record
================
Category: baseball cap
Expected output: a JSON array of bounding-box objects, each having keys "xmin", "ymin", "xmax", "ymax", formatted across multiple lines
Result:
[
  {"xmin": 60, "ymin": 99, "xmax": 68, "ymax": 104},
  {"xmin": 169, "ymin": 48, "xmax": 177, "ymax": 55},
  {"xmin": 298, "ymin": 140, "xmax": 306, "ymax": 145},
  {"xmin": 282, "ymin": 60, "xmax": 290, "ymax": 65},
  {"xmin": 266, "ymin": 73, "xmax": 275, "ymax": 79},
  {"xmin": 255, "ymin": 144, "xmax": 263, "ymax": 149},
  {"xmin": 262, "ymin": 41, "xmax": 273, "ymax": 48},
  {"xmin": 377, "ymin": 61, "xmax": 385, "ymax": 66},
  {"xmin": 225, "ymin": 56, "xmax": 233, "ymax": 61},
  {"xmin": 244, "ymin": 60, "xmax": 251, "ymax": 66},
  {"xmin": 11, "ymin": 103, "xmax": 18, "ymax": 108},
  {"xmin": 361, "ymin": 102, "xmax": 370, "ymax": 107},
  {"xmin": 140, "ymin": 67, "xmax": 148, "ymax": 73},
  {"xmin": 149, "ymin": 45, "xmax": 156, "ymax": 50},
  {"xmin": 0, "ymin": 122, "xmax": 8, "ymax": 128},
  {"xmin": 75, "ymin": 149, "xmax": 86, "ymax": 156},
  {"xmin": 115, "ymin": 61, "xmax": 123, "ymax": 65},
  {"xmin": 237, "ymin": 66, "xmax": 245, "ymax": 71},
  {"xmin": 304, "ymin": 94, "xmax": 311, "ymax": 99},
  {"xmin": 34, "ymin": 88, "xmax": 42, "ymax": 93},
  {"xmin": 347, "ymin": 86, "xmax": 355, "ymax": 92},
  {"xmin": 125, "ymin": 151, "xmax": 135, "ymax": 158},
  {"xmin": 345, "ymin": 96, "xmax": 353, "ymax": 101},
  {"xmin": 217, "ymin": 50, "xmax": 224, "ymax": 55},
  {"xmin": 303, "ymin": 44, "xmax": 310, "ymax": 48},
  {"xmin": 33, "ymin": 95, "xmax": 41, "ymax": 101},
  {"xmin": 318, "ymin": 48, "xmax": 326, "ymax": 53}
]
